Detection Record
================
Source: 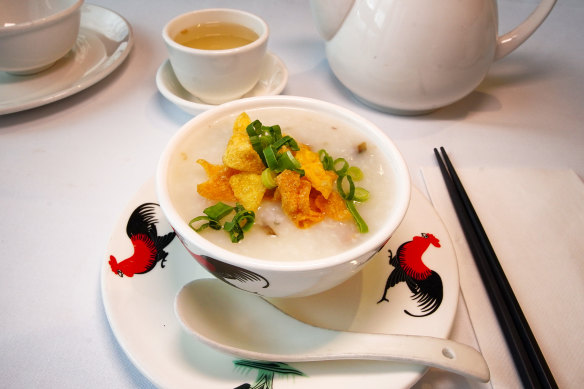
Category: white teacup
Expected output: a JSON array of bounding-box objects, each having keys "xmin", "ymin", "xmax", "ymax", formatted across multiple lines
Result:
[
  {"xmin": 162, "ymin": 9, "xmax": 269, "ymax": 105},
  {"xmin": 0, "ymin": 0, "xmax": 83, "ymax": 75}
]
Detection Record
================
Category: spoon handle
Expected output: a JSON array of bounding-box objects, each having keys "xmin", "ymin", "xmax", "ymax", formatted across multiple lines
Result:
[{"xmin": 313, "ymin": 332, "xmax": 490, "ymax": 382}]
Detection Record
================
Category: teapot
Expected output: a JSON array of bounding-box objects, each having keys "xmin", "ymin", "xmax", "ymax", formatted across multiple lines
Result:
[{"xmin": 310, "ymin": 0, "xmax": 556, "ymax": 114}]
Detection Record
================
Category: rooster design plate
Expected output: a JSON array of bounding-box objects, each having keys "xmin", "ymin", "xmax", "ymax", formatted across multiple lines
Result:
[{"xmin": 101, "ymin": 179, "xmax": 459, "ymax": 388}]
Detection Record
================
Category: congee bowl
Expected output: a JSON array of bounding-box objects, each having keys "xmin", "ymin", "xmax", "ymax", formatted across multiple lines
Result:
[
  {"xmin": 0, "ymin": 0, "xmax": 83, "ymax": 75},
  {"xmin": 157, "ymin": 96, "xmax": 410, "ymax": 298}
]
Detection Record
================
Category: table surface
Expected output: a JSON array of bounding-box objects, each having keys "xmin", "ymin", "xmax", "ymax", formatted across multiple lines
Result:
[{"xmin": 1, "ymin": 0, "xmax": 582, "ymax": 388}]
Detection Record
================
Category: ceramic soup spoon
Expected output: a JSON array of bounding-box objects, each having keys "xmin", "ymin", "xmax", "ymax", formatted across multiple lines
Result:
[{"xmin": 175, "ymin": 279, "xmax": 490, "ymax": 383}]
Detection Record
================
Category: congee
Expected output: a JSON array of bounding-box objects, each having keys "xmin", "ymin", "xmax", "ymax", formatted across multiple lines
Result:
[{"xmin": 167, "ymin": 107, "xmax": 397, "ymax": 261}]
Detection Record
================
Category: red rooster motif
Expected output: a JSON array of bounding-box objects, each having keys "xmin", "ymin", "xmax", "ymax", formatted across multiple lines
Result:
[
  {"xmin": 109, "ymin": 203, "xmax": 175, "ymax": 277},
  {"xmin": 377, "ymin": 233, "xmax": 443, "ymax": 317}
]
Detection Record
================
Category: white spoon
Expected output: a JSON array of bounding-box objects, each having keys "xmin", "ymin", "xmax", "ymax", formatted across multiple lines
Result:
[{"xmin": 175, "ymin": 279, "xmax": 490, "ymax": 383}]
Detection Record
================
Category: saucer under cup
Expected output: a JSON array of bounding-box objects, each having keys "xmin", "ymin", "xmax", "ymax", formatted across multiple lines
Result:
[{"xmin": 162, "ymin": 9, "xmax": 269, "ymax": 105}]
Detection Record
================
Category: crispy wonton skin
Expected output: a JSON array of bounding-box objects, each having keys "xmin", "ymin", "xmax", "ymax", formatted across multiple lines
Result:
[
  {"xmin": 276, "ymin": 169, "xmax": 325, "ymax": 228},
  {"xmin": 222, "ymin": 112, "xmax": 265, "ymax": 174},
  {"xmin": 314, "ymin": 191, "xmax": 352, "ymax": 221},
  {"xmin": 196, "ymin": 113, "xmax": 355, "ymax": 230},
  {"xmin": 196, "ymin": 159, "xmax": 237, "ymax": 202},
  {"xmin": 295, "ymin": 146, "xmax": 337, "ymax": 199},
  {"xmin": 229, "ymin": 172, "xmax": 266, "ymax": 211}
]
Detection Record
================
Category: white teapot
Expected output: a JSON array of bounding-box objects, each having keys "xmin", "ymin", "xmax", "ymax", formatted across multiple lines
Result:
[{"xmin": 311, "ymin": 0, "xmax": 556, "ymax": 114}]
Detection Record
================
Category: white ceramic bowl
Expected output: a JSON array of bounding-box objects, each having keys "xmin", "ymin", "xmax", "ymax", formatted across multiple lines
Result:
[
  {"xmin": 0, "ymin": 0, "xmax": 83, "ymax": 74},
  {"xmin": 157, "ymin": 96, "xmax": 410, "ymax": 298}
]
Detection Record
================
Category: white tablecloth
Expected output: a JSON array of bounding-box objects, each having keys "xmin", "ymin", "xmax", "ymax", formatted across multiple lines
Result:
[{"xmin": 422, "ymin": 167, "xmax": 584, "ymax": 388}]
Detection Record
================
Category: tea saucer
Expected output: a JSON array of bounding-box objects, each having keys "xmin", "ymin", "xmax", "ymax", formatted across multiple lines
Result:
[
  {"xmin": 156, "ymin": 52, "xmax": 288, "ymax": 115},
  {"xmin": 0, "ymin": 4, "xmax": 133, "ymax": 115},
  {"xmin": 101, "ymin": 178, "xmax": 459, "ymax": 388}
]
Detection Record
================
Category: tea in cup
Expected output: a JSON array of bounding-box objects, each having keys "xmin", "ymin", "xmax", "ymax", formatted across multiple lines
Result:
[{"xmin": 162, "ymin": 9, "xmax": 268, "ymax": 105}]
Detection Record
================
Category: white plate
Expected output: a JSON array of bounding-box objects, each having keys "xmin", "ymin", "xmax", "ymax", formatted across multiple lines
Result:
[
  {"xmin": 101, "ymin": 179, "xmax": 459, "ymax": 389},
  {"xmin": 156, "ymin": 52, "xmax": 288, "ymax": 115},
  {"xmin": 0, "ymin": 4, "xmax": 133, "ymax": 115}
]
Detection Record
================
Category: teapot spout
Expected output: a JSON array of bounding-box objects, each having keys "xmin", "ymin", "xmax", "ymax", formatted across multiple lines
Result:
[{"xmin": 310, "ymin": 0, "xmax": 354, "ymax": 41}]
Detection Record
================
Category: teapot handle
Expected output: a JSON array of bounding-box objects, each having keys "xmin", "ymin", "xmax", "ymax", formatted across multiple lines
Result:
[{"xmin": 495, "ymin": 0, "xmax": 557, "ymax": 60}]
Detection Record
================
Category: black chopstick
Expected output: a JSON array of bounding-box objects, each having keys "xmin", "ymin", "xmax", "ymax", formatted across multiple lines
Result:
[
  {"xmin": 434, "ymin": 147, "xmax": 558, "ymax": 389},
  {"xmin": 437, "ymin": 147, "xmax": 557, "ymax": 388}
]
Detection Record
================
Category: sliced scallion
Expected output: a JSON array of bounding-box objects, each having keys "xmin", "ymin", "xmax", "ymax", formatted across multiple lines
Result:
[
  {"xmin": 189, "ymin": 216, "xmax": 213, "ymax": 232},
  {"xmin": 353, "ymin": 187, "xmax": 370, "ymax": 202},
  {"xmin": 347, "ymin": 166, "xmax": 363, "ymax": 181},
  {"xmin": 246, "ymin": 120, "xmax": 303, "ymax": 175},
  {"xmin": 278, "ymin": 151, "xmax": 303, "ymax": 172},
  {"xmin": 263, "ymin": 145, "xmax": 279, "ymax": 170},
  {"xmin": 345, "ymin": 200, "xmax": 369, "ymax": 233},
  {"xmin": 318, "ymin": 147, "xmax": 369, "ymax": 233},
  {"xmin": 190, "ymin": 202, "xmax": 255, "ymax": 243},
  {"xmin": 337, "ymin": 174, "xmax": 355, "ymax": 201},
  {"xmin": 318, "ymin": 149, "xmax": 334, "ymax": 170},
  {"xmin": 261, "ymin": 168, "xmax": 277, "ymax": 189},
  {"xmin": 333, "ymin": 158, "xmax": 349, "ymax": 176},
  {"xmin": 204, "ymin": 202, "xmax": 235, "ymax": 220},
  {"xmin": 272, "ymin": 135, "xmax": 299, "ymax": 151},
  {"xmin": 224, "ymin": 205, "xmax": 255, "ymax": 243}
]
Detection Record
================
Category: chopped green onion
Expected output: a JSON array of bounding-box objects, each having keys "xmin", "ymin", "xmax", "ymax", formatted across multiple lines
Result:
[
  {"xmin": 347, "ymin": 166, "xmax": 363, "ymax": 181},
  {"xmin": 353, "ymin": 187, "xmax": 370, "ymax": 202},
  {"xmin": 224, "ymin": 205, "xmax": 255, "ymax": 243},
  {"xmin": 318, "ymin": 149, "xmax": 334, "ymax": 170},
  {"xmin": 261, "ymin": 168, "xmax": 277, "ymax": 189},
  {"xmin": 203, "ymin": 202, "xmax": 235, "ymax": 220},
  {"xmin": 318, "ymin": 147, "xmax": 369, "ymax": 233},
  {"xmin": 272, "ymin": 135, "xmax": 300, "ymax": 151},
  {"xmin": 263, "ymin": 144, "xmax": 304, "ymax": 175},
  {"xmin": 245, "ymin": 120, "xmax": 262, "ymax": 136},
  {"xmin": 263, "ymin": 145, "xmax": 278, "ymax": 170},
  {"xmin": 189, "ymin": 216, "xmax": 213, "ymax": 232},
  {"xmin": 237, "ymin": 212, "xmax": 255, "ymax": 233},
  {"xmin": 278, "ymin": 151, "xmax": 302, "ymax": 171},
  {"xmin": 246, "ymin": 121, "xmax": 266, "ymax": 163},
  {"xmin": 247, "ymin": 120, "xmax": 283, "ymax": 166},
  {"xmin": 189, "ymin": 202, "xmax": 255, "ymax": 242},
  {"xmin": 270, "ymin": 124, "xmax": 283, "ymax": 140},
  {"xmin": 259, "ymin": 134, "xmax": 274, "ymax": 149},
  {"xmin": 246, "ymin": 120, "xmax": 303, "ymax": 173},
  {"xmin": 337, "ymin": 174, "xmax": 355, "ymax": 200},
  {"xmin": 189, "ymin": 202, "xmax": 232, "ymax": 232},
  {"xmin": 345, "ymin": 200, "xmax": 369, "ymax": 233},
  {"xmin": 248, "ymin": 136, "xmax": 265, "ymax": 165},
  {"xmin": 333, "ymin": 158, "xmax": 349, "ymax": 176}
]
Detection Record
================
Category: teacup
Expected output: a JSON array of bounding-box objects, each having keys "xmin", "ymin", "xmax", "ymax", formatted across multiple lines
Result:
[
  {"xmin": 0, "ymin": 0, "xmax": 83, "ymax": 75},
  {"xmin": 162, "ymin": 8, "xmax": 269, "ymax": 105}
]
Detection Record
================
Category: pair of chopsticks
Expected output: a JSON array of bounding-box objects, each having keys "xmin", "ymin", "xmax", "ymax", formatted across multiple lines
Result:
[{"xmin": 434, "ymin": 147, "xmax": 558, "ymax": 389}]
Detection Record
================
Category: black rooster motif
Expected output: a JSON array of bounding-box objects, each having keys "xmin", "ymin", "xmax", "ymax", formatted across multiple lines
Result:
[
  {"xmin": 191, "ymin": 252, "xmax": 270, "ymax": 292},
  {"xmin": 377, "ymin": 233, "xmax": 443, "ymax": 317},
  {"xmin": 109, "ymin": 203, "xmax": 175, "ymax": 277}
]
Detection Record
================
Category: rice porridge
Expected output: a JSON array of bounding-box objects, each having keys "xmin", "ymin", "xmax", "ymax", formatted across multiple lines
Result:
[{"xmin": 167, "ymin": 107, "xmax": 397, "ymax": 261}]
